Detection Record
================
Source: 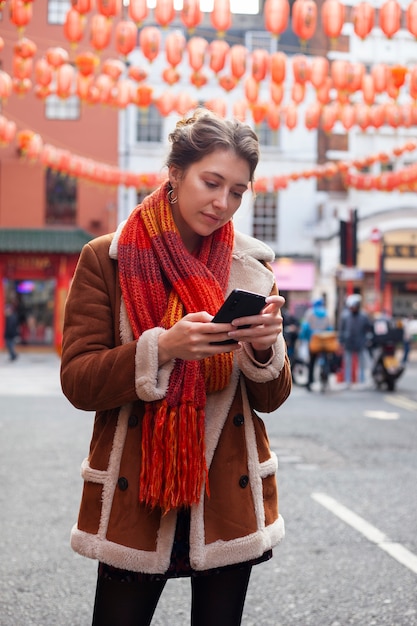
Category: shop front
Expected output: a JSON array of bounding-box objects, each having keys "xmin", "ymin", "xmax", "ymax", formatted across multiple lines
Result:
[
  {"xmin": 270, "ymin": 258, "xmax": 316, "ymax": 320},
  {"xmin": 0, "ymin": 229, "xmax": 92, "ymax": 353}
]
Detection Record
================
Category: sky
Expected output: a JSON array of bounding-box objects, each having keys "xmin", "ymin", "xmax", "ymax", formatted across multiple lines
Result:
[{"xmin": 144, "ymin": 0, "xmax": 260, "ymax": 15}]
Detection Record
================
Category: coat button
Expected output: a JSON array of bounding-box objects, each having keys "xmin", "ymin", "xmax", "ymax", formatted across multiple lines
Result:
[
  {"xmin": 239, "ymin": 475, "xmax": 249, "ymax": 488},
  {"xmin": 233, "ymin": 413, "xmax": 244, "ymax": 427},
  {"xmin": 128, "ymin": 414, "xmax": 138, "ymax": 428},
  {"xmin": 118, "ymin": 477, "xmax": 128, "ymax": 491}
]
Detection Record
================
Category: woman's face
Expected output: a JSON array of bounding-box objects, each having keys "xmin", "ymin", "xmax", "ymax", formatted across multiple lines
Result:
[{"xmin": 169, "ymin": 149, "xmax": 251, "ymax": 252}]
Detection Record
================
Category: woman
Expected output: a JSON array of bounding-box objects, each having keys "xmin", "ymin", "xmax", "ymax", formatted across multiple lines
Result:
[{"xmin": 61, "ymin": 108, "xmax": 292, "ymax": 626}]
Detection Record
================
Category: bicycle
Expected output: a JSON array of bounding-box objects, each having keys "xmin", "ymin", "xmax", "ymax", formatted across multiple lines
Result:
[{"xmin": 309, "ymin": 331, "xmax": 340, "ymax": 393}]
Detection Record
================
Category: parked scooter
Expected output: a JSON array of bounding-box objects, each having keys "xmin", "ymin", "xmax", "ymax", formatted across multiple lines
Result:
[{"xmin": 371, "ymin": 318, "xmax": 404, "ymax": 391}]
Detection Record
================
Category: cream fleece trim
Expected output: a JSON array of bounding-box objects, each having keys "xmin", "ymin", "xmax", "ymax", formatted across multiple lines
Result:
[
  {"xmin": 238, "ymin": 333, "xmax": 286, "ymax": 381},
  {"xmin": 134, "ymin": 328, "xmax": 175, "ymax": 402}
]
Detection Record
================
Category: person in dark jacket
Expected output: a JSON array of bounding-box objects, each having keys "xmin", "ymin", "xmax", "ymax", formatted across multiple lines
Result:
[
  {"xmin": 4, "ymin": 304, "xmax": 19, "ymax": 361},
  {"xmin": 339, "ymin": 294, "xmax": 372, "ymax": 385}
]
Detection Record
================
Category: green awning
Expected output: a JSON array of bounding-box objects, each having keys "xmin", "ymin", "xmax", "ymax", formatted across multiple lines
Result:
[{"xmin": 0, "ymin": 228, "xmax": 94, "ymax": 253}]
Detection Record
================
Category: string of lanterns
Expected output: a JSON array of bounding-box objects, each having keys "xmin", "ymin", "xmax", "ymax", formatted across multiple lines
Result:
[{"xmin": 1, "ymin": 113, "xmax": 416, "ymax": 193}]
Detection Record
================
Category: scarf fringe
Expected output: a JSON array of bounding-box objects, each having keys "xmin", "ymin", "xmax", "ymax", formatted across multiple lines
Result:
[{"xmin": 139, "ymin": 400, "xmax": 209, "ymax": 513}]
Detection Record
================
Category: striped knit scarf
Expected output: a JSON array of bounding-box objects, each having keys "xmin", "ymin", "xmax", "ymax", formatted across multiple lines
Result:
[{"xmin": 118, "ymin": 181, "xmax": 234, "ymax": 513}]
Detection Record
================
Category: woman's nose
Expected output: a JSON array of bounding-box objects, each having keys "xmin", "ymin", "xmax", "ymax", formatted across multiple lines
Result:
[{"xmin": 213, "ymin": 188, "xmax": 228, "ymax": 210}]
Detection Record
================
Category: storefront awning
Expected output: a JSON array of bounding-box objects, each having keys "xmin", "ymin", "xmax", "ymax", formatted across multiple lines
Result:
[
  {"xmin": 0, "ymin": 228, "xmax": 93, "ymax": 253},
  {"xmin": 271, "ymin": 260, "xmax": 315, "ymax": 291}
]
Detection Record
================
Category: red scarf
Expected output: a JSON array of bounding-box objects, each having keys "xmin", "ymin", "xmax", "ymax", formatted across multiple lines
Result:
[{"xmin": 118, "ymin": 181, "xmax": 234, "ymax": 512}]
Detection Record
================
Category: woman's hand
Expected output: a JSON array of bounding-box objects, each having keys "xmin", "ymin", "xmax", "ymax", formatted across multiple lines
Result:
[
  {"xmin": 158, "ymin": 312, "xmax": 240, "ymax": 365},
  {"xmin": 157, "ymin": 295, "xmax": 285, "ymax": 366},
  {"xmin": 227, "ymin": 295, "xmax": 285, "ymax": 361}
]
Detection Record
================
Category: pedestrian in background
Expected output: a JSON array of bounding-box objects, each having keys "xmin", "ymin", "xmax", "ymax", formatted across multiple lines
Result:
[
  {"xmin": 299, "ymin": 298, "xmax": 332, "ymax": 391},
  {"xmin": 339, "ymin": 294, "xmax": 372, "ymax": 386},
  {"xmin": 61, "ymin": 108, "xmax": 292, "ymax": 626},
  {"xmin": 4, "ymin": 303, "xmax": 19, "ymax": 361},
  {"xmin": 401, "ymin": 315, "xmax": 417, "ymax": 365}
]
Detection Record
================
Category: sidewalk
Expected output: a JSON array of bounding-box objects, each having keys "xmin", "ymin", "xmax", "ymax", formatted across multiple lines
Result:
[{"xmin": 0, "ymin": 349, "xmax": 62, "ymax": 396}]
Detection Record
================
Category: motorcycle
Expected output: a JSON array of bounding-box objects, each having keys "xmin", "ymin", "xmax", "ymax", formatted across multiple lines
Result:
[{"xmin": 371, "ymin": 341, "xmax": 404, "ymax": 391}]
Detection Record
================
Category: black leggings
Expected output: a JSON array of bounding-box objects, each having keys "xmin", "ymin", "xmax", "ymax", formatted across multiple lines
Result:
[{"xmin": 91, "ymin": 564, "xmax": 252, "ymax": 626}]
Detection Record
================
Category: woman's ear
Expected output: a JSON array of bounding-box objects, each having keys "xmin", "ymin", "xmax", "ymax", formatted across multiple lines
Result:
[{"xmin": 168, "ymin": 166, "xmax": 180, "ymax": 188}]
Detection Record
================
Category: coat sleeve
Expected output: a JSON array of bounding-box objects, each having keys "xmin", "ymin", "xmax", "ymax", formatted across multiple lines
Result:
[{"xmin": 60, "ymin": 239, "xmax": 142, "ymax": 412}]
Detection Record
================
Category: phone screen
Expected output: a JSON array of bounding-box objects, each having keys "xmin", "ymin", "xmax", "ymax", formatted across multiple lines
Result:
[{"xmin": 211, "ymin": 289, "xmax": 266, "ymax": 344}]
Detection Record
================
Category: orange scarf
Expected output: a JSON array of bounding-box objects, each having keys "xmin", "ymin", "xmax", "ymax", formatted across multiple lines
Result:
[{"xmin": 118, "ymin": 181, "xmax": 234, "ymax": 512}]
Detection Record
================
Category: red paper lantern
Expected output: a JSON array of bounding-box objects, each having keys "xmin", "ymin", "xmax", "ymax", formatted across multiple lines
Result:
[
  {"xmin": 13, "ymin": 37, "xmax": 37, "ymax": 59},
  {"xmin": 176, "ymin": 92, "xmax": 198, "ymax": 116},
  {"xmin": 310, "ymin": 57, "xmax": 329, "ymax": 89},
  {"xmin": 128, "ymin": 0, "xmax": 148, "ymax": 25},
  {"xmin": 75, "ymin": 51, "xmax": 99, "ymax": 77},
  {"xmin": 409, "ymin": 66, "xmax": 417, "ymax": 99},
  {"xmin": 244, "ymin": 76, "xmax": 259, "ymax": 103},
  {"xmin": 45, "ymin": 47, "xmax": 69, "ymax": 68},
  {"xmin": 251, "ymin": 103, "xmax": 268, "ymax": 125},
  {"xmin": 95, "ymin": 73, "xmax": 113, "ymax": 103},
  {"xmin": 316, "ymin": 77, "xmax": 332, "ymax": 104},
  {"xmin": 345, "ymin": 62, "xmax": 365, "ymax": 94},
  {"xmin": 305, "ymin": 102, "xmax": 321, "ymax": 129},
  {"xmin": 64, "ymin": 8, "xmax": 84, "ymax": 46},
  {"xmin": 292, "ymin": 0, "xmax": 317, "ymax": 41},
  {"xmin": 270, "ymin": 81, "xmax": 284, "ymax": 105},
  {"xmin": 353, "ymin": 2, "xmax": 374, "ymax": 40},
  {"xmin": 270, "ymin": 52, "xmax": 286, "ymax": 83},
  {"xmin": 292, "ymin": 82, "xmax": 305, "ymax": 104},
  {"xmin": 251, "ymin": 49, "xmax": 269, "ymax": 82},
  {"xmin": 181, "ymin": 0, "xmax": 202, "ymax": 32},
  {"xmin": 389, "ymin": 65, "xmax": 407, "ymax": 89},
  {"xmin": 71, "ymin": 0, "xmax": 93, "ymax": 15},
  {"xmin": 57, "ymin": 63, "xmax": 75, "ymax": 98},
  {"xmin": 321, "ymin": 104, "xmax": 337, "ymax": 132},
  {"xmin": 0, "ymin": 38, "xmax": 4, "ymax": 54},
  {"xmin": 12, "ymin": 56, "xmax": 33, "ymax": 80},
  {"xmin": 232, "ymin": 101, "xmax": 247, "ymax": 122},
  {"xmin": 115, "ymin": 20, "xmax": 137, "ymax": 56},
  {"xmin": 371, "ymin": 64, "xmax": 388, "ymax": 92},
  {"xmin": 361, "ymin": 74, "xmax": 375, "ymax": 105},
  {"xmin": 9, "ymin": 0, "xmax": 33, "ymax": 30},
  {"xmin": 406, "ymin": 0, "xmax": 417, "ymax": 38},
  {"xmin": 230, "ymin": 45, "xmax": 248, "ymax": 80},
  {"xmin": 187, "ymin": 37, "xmax": 208, "ymax": 72},
  {"xmin": 218, "ymin": 75, "xmax": 238, "ymax": 92},
  {"xmin": 0, "ymin": 71, "xmax": 13, "ymax": 101},
  {"xmin": 96, "ymin": 0, "xmax": 121, "ymax": 19},
  {"xmin": 264, "ymin": 0, "xmax": 290, "ymax": 37},
  {"xmin": 154, "ymin": 91, "xmax": 177, "ymax": 116},
  {"xmin": 132, "ymin": 84, "xmax": 153, "ymax": 108},
  {"xmin": 0, "ymin": 117, "xmax": 16, "ymax": 145},
  {"xmin": 154, "ymin": 0, "xmax": 175, "ymax": 28},
  {"xmin": 209, "ymin": 40, "xmax": 230, "ymax": 74},
  {"xmin": 355, "ymin": 104, "xmax": 370, "ymax": 130},
  {"xmin": 266, "ymin": 103, "xmax": 281, "ymax": 130},
  {"xmin": 90, "ymin": 14, "xmax": 112, "ymax": 51},
  {"xmin": 211, "ymin": 0, "xmax": 232, "ymax": 35},
  {"xmin": 379, "ymin": 0, "xmax": 401, "ymax": 39},
  {"xmin": 190, "ymin": 71, "xmax": 207, "ymax": 89},
  {"xmin": 34, "ymin": 84, "xmax": 52, "ymax": 100},
  {"xmin": 331, "ymin": 59, "xmax": 348, "ymax": 91},
  {"xmin": 205, "ymin": 98, "xmax": 227, "ymax": 117},
  {"xmin": 76, "ymin": 73, "xmax": 94, "ymax": 100},
  {"xmin": 369, "ymin": 104, "xmax": 386, "ymax": 127},
  {"xmin": 340, "ymin": 104, "xmax": 356, "ymax": 130},
  {"xmin": 139, "ymin": 26, "xmax": 161, "ymax": 63},
  {"xmin": 292, "ymin": 54, "xmax": 310, "ymax": 84},
  {"xmin": 101, "ymin": 58, "xmax": 125, "ymax": 80},
  {"xmin": 128, "ymin": 66, "xmax": 148, "ymax": 82},
  {"xmin": 321, "ymin": 0, "xmax": 345, "ymax": 40},
  {"xmin": 165, "ymin": 31, "xmax": 186, "ymax": 67},
  {"xmin": 284, "ymin": 105, "xmax": 298, "ymax": 130},
  {"xmin": 35, "ymin": 58, "xmax": 53, "ymax": 87},
  {"xmin": 113, "ymin": 79, "xmax": 132, "ymax": 108},
  {"xmin": 162, "ymin": 66, "xmax": 180, "ymax": 85},
  {"xmin": 384, "ymin": 103, "xmax": 401, "ymax": 128}
]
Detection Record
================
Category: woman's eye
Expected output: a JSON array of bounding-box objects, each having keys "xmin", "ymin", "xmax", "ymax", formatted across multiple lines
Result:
[
  {"xmin": 205, "ymin": 181, "xmax": 217, "ymax": 189},
  {"xmin": 232, "ymin": 191, "xmax": 243, "ymax": 199}
]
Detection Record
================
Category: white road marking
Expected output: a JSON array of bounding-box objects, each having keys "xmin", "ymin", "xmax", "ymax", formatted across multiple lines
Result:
[
  {"xmin": 384, "ymin": 395, "xmax": 417, "ymax": 412},
  {"xmin": 311, "ymin": 492, "xmax": 417, "ymax": 575},
  {"xmin": 364, "ymin": 410, "xmax": 399, "ymax": 420}
]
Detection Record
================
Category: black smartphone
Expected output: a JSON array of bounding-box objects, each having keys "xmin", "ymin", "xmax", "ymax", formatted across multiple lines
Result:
[{"xmin": 211, "ymin": 289, "xmax": 266, "ymax": 345}]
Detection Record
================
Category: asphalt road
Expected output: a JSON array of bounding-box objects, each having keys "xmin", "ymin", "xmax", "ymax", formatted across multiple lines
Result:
[{"xmin": 0, "ymin": 350, "xmax": 416, "ymax": 626}]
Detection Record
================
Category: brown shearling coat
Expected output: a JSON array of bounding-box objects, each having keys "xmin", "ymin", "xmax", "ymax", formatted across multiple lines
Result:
[{"xmin": 61, "ymin": 225, "xmax": 292, "ymax": 574}]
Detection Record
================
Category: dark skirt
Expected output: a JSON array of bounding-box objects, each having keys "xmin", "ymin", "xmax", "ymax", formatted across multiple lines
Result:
[{"xmin": 98, "ymin": 508, "xmax": 272, "ymax": 583}]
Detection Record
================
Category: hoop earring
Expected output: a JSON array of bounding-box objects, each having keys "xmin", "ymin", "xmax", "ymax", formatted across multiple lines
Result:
[{"xmin": 168, "ymin": 188, "xmax": 178, "ymax": 205}]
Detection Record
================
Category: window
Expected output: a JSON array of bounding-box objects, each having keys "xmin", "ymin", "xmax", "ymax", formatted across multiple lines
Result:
[
  {"xmin": 45, "ymin": 168, "xmax": 77, "ymax": 225},
  {"xmin": 136, "ymin": 105, "xmax": 163, "ymax": 143},
  {"xmin": 253, "ymin": 192, "xmax": 277, "ymax": 242},
  {"xmin": 45, "ymin": 95, "xmax": 80, "ymax": 120},
  {"xmin": 381, "ymin": 161, "xmax": 394, "ymax": 173},
  {"xmin": 257, "ymin": 121, "xmax": 280, "ymax": 148},
  {"xmin": 245, "ymin": 31, "xmax": 279, "ymax": 53},
  {"xmin": 48, "ymin": 0, "xmax": 71, "ymax": 24}
]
